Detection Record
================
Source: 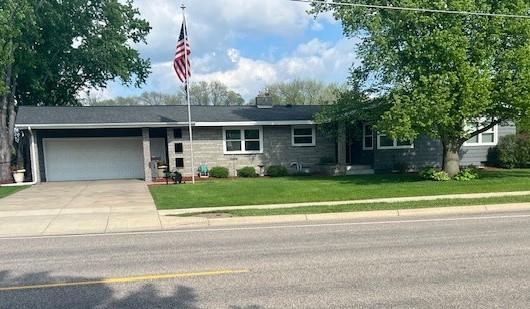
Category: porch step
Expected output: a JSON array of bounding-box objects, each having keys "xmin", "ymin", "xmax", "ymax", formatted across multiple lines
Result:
[
  {"xmin": 346, "ymin": 165, "xmax": 373, "ymax": 170},
  {"xmin": 345, "ymin": 165, "xmax": 375, "ymax": 175}
]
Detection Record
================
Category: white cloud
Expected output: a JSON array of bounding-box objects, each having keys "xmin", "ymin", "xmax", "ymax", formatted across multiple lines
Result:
[
  {"xmin": 105, "ymin": 0, "xmax": 354, "ymax": 100},
  {"xmin": 132, "ymin": 0, "xmax": 321, "ymax": 62},
  {"xmin": 193, "ymin": 38, "xmax": 358, "ymax": 98}
]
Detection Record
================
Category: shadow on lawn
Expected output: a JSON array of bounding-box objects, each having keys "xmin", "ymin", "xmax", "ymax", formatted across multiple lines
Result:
[{"xmin": 0, "ymin": 270, "xmax": 262, "ymax": 309}]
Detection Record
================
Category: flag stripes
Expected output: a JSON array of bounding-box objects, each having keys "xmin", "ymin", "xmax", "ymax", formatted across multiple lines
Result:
[{"xmin": 173, "ymin": 22, "xmax": 191, "ymax": 83}]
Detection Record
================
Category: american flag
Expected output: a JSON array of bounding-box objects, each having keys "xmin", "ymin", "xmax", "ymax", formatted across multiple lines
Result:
[{"xmin": 173, "ymin": 22, "xmax": 191, "ymax": 83}]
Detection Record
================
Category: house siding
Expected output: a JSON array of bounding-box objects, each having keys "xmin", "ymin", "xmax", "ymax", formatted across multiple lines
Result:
[
  {"xmin": 460, "ymin": 124, "xmax": 516, "ymax": 166},
  {"xmin": 167, "ymin": 126, "xmax": 336, "ymax": 177},
  {"xmin": 373, "ymin": 124, "xmax": 516, "ymax": 171},
  {"xmin": 373, "ymin": 135, "xmax": 443, "ymax": 171}
]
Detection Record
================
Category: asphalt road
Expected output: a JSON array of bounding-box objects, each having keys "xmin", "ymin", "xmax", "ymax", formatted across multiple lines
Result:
[{"xmin": 1, "ymin": 211, "xmax": 530, "ymax": 308}]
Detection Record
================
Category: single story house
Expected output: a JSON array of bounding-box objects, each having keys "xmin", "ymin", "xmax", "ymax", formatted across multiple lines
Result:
[{"xmin": 15, "ymin": 102, "xmax": 515, "ymax": 182}]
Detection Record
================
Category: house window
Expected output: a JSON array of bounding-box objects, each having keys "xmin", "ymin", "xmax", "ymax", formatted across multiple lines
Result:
[
  {"xmin": 377, "ymin": 134, "xmax": 414, "ymax": 150},
  {"xmin": 174, "ymin": 128, "xmax": 183, "ymax": 139},
  {"xmin": 175, "ymin": 158, "xmax": 184, "ymax": 168},
  {"xmin": 291, "ymin": 126, "xmax": 316, "ymax": 146},
  {"xmin": 464, "ymin": 125, "xmax": 498, "ymax": 146},
  {"xmin": 363, "ymin": 124, "xmax": 374, "ymax": 150},
  {"xmin": 175, "ymin": 143, "xmax": 183, "ymax": 154},
  {"xmin": 223, "ymin": 127, "xmax": 263, "ymax": 154}
]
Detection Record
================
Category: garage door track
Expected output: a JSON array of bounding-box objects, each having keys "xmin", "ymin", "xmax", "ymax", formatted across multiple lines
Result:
[{"xmin": 0, "ymin": 180, "xmax": 162, "ymax": 237}]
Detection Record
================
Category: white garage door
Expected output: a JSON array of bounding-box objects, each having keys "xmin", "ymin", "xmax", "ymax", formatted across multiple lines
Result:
[{"xmin": 43, "ymin": 137, "xmax": 145, "ymax": 181}]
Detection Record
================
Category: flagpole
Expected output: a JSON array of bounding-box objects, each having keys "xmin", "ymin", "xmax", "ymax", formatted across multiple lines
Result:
[{"xmin": 181, "ymin": 3, "xmax": 195, "ymax": 184}]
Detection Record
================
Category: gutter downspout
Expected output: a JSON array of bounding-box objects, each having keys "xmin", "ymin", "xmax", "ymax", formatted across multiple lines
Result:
[{"xmin": 1, "ymin": 126, "xmax": 38, "ymax": 187}]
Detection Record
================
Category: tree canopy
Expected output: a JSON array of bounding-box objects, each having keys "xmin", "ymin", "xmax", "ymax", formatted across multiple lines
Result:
[
  {"xmin": 0, "ymin": 0, "xmax": 151, "ymax": 181},
  {"xmin": 88, "ymin": 81, "xmax": 245, "ymax": 106},
  {"xmin": 312, "ymin": 1, "xmax": 530, "ymax": 176},
  {"xmin": 257, "ymin": 79, "xmax": 341, "ymax": 105}
]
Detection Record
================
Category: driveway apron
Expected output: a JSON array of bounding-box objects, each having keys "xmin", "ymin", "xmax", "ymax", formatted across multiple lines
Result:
[{"xmin": 0, "ymin": 180, "xmax": 161, "ymax": 237}]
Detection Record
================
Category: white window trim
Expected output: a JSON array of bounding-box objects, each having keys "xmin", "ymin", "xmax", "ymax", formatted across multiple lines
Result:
[
  {"xmin": 291, "ymin": 125, "xmax": 316, "ymax": 147},
  {"xmin": 362, "ymin": 124, "xmax": 374, "ymax": 150},
  {"xmin": 463, "ymin": 125, "xmax": 498, "ymax": 147},
  {"xmin": 223, "ymin": 127, "xmax": 264, "ymax": 154},
  {"xmin": 377, "ymin": 134, "xmax": 414, "ymax": 150}
]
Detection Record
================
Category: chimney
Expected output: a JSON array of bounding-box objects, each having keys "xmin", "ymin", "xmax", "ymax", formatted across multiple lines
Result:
[{"xmin": 255, "ymin": 93, "xmax": 273, "ymax": 109}]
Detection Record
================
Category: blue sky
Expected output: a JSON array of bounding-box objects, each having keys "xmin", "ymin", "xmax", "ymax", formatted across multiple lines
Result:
[{"xmin": 97, "ymin": 0, "xmax": 358, "ymax": 100}]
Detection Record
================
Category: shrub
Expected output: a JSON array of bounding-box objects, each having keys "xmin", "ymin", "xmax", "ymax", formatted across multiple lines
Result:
[
  {"xmin": 419, "ymin": 166, "xmax": 437, "ymax": 180},
  {"xmin": 419, "ymin": 166, "xmax": 450, "ymax": 181},
  {"xmin": 266, "ymin": 165, "xmax": 289, "ymax": 177},
  {"xmin": 209, "ymin": 166, "xmax": 229, "ymax": 178},
  {"xmin": 237, "ymin": 166, "xmax": 258, "ymax": 178},
  {"xmin": 497, "ymin": 134, "xmax": 530, "ymax": 168},
  {"xmin": 453, "ymin": 167, "xmax": 479, "ymax": 181},
  {"xmin": 432, "ymin": 170, "xmax": 451, "ymax": 181}
]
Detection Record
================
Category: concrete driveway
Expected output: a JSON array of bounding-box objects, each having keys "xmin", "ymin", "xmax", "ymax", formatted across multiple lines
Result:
[{"xmin": 0, "ymin": 180, "xmax": 162, "ymax": 237}]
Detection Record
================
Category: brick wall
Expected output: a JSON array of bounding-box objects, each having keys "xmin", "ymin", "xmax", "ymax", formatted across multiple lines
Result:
[{"xmin": 167, "ymin": 126, "xmax": 336, "ymax": 177}]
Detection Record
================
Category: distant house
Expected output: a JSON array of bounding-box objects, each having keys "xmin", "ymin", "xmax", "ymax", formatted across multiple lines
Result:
[{"xmin": 15, "ymin": 99, "xmax": 515, "ymax": 182}]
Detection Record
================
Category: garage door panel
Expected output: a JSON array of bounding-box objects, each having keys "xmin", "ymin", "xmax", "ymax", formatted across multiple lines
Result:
[{"xmin": 44, "ymin": 138, "xmax": 145, "ymax": 181}]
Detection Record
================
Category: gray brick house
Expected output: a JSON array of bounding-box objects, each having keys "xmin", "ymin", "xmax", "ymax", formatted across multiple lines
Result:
[{"xmin": 15, "ymin": 104, "xmax": 515, "ymax": 182}]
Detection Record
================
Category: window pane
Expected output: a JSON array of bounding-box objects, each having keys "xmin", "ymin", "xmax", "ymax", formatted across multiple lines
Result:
[
  {"xmin": 482, "ymin": 133, "xmax": 494, "ymax": 143},
  {"xmin": 175, "ymin": 158, "xmax": 184, "ymax": 168},
  {"xmin": 175, "ymin": 143, "xmax": 183, "ymax": 153},
  {"xmin": 244, "ymin": 129, "xmax": 259, "ymax": 140},
  {"xmin": 364, "ymin": 137, "xmax": 373, "ymax": 148},
  {"xmin": 379, "ymin": 135, "xmax": 394, "ymax": 147},
  {"xmin": 396, "ymin": 140, "xmax": 412, "ymax": 147},
  {"xmin": 466, "ymin": 135, "xmax": 479, "ymax": 144},
  {"xmin": 245, "ymin": 141, "xmax": 261, "ymax": 151},
  {"xmin": 226, "ymin": 141, "xmax": 241, "ymax": 151},
  {"xmin": 294, "ymin": 136, "xmax": 314, "ymax": 144},
  {"xmin": 294, "ymin": 128, "xmax": 313, "ymax": 136},
  {"xmin": 225, "ymin": 130, "xmax": 241, "ymax": 140}
]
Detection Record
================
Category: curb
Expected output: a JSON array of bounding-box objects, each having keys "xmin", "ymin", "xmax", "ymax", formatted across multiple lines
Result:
[
  {"xmin": 160, "ymin": 203, "xmax": 530, "ymax": 228},
  {"xmin": 158, "ymin": 191, "xmax": 530, "ymax": 215}
]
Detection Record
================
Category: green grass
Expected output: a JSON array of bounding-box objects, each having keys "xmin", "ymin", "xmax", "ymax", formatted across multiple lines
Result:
[
  {"xmin": 184, "ymin": 195, "xmax": 530, "ymax": 217},
  {"xmin": 0, "ymin": 186, "xmax": 27, "ymax": 199},
  {"xmin": 149, "ymin": 169, "xmax": 530, "ymax": 210}
]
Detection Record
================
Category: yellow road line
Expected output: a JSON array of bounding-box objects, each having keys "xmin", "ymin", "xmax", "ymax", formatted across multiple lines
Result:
[{"xmin": 0, "ymin": 269, "xmax": 250, "ymax": 292}]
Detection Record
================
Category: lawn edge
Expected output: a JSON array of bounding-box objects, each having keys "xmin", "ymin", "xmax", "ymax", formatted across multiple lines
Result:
[{"xmin": 165, "ymin": 202, "xmax": 530, "ymax": 228}]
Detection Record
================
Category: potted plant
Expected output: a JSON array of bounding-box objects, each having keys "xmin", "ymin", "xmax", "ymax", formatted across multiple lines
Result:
[{"xmin": 11, "ymin": 165, "xmax": 26, "ymax": 183}]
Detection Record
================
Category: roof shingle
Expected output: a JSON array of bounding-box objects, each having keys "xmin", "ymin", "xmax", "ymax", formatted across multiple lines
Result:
[{"xmin": 16, "ymin": 105, "xmax": 322, "ymax": 125}]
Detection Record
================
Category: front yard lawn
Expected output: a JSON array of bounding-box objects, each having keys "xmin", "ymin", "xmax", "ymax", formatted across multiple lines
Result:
[
  {"xmin": 149, "ymin": 169, "xmax": 530, "ymax": 210},
  {"xmin": 0, "ymin": 186, "xmax": 27, "ymax": 199}
]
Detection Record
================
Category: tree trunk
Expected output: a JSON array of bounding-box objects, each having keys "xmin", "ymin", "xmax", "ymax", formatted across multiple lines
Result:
[
  {"xmin": 442, "ymin": 141, "xmax": 461, "ymax": 178},
  {"xmin": 0, "ymin": 62, "xmax": 16, "ymax": 183},
  {"xmin": 0, "ymin": 129, "xmax": 12, "ymax": 183}
]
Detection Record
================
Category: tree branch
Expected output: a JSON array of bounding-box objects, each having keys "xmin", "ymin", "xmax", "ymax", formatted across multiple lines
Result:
[{"xmin": 459, "ymin": 118, "xmax": 502, "ymax": 144}]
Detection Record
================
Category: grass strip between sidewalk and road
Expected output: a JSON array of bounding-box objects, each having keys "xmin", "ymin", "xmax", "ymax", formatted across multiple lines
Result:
[
  {"xmin": 0, "ymin": 186, "xmax": 27, "ymax": 199},
  {"xmin": 180, "ymin": 195, "xmax": 530, "ymax": 217}
]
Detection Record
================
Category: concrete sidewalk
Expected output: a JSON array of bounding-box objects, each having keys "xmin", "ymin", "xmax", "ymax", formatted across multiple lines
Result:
[
  {"xmin": 158, "ymin": 190, "xmax": 530, "ymax": 215},
  {"xmin": 158, "ymin": 202, "xmax": 530, "ymax": 229},
  {"xmin": 1, "ymin": 185, "xmax": 530, "ymax": 238}
]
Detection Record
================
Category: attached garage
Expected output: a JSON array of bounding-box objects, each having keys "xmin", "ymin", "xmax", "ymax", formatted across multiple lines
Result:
[{"xmin": 43, "ymin": 137, "xmax": 145, "ymax": 181}]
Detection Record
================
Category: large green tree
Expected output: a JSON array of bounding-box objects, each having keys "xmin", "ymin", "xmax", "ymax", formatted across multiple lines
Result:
[
  {"xmin": 0, "ymin": 0, "xmax": 150, "ymax": 182},
  {"xmin": 313, "ymin": 1, "xmax": 530, "ymax": 176}
]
